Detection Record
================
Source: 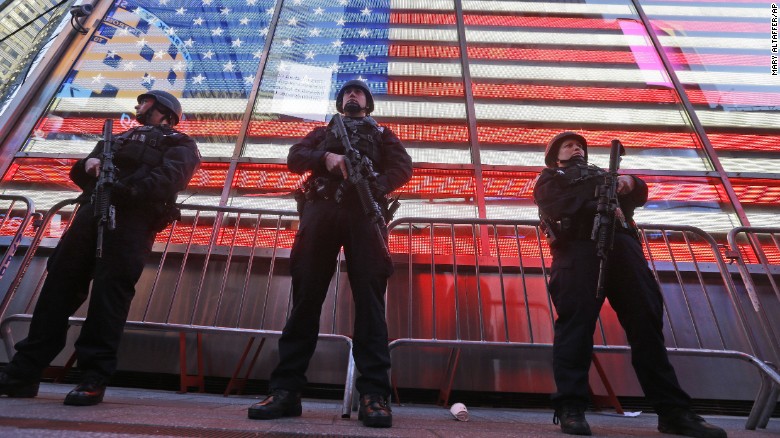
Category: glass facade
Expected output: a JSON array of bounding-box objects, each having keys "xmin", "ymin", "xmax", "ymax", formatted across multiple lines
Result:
[
  {"xmin": 0, "ymin": 0, "xmax": 70, "ymax": 114},
  {"xmin": 0, "ymin": 0, "xmax": 778, "ymax": 239}
]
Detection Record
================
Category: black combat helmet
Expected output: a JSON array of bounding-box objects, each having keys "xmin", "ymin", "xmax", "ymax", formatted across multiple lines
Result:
[
  {"xmin": 544, "ymin": 131, "xmax": 588, "ymax": 168},
  {"xmin": 336, "ymin": 79, "xmax": 374, "ymax": 114},
  {"xmin": 137, "ymin": 89, "xmax": 183, "ymax": 125}
]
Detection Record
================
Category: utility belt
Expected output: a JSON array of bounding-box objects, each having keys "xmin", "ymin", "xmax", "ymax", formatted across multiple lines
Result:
[
  {"xmin": 294, "ymin": 176, "xmax": 397, "ymax": 222},
  {"xmin": 541, "ymin": 216, "xmax": 638, "ymax": 247},
  {"xmin": 294, "ymin": 176, "xmax": 340, "ymax": 210}
]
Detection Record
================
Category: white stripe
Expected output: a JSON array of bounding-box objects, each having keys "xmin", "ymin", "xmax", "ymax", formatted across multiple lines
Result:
[
  {"xmin": 720, "ymin": 157, "xmax": 780, "ymax": 174},
  {"xmin": 643, "ymin": 4, "xmax": 764, "ymax": 18},
  {"xmin": 50, "ymin": 97, "xmax": 247, "ymax": 115},
  {"xmin": 480, "ymin": 150, "xmax": 712, "ymax": 172},
  {"xmin": 387, "ymin": 60, "xmax": 462, "ymax": 77},
  {"xmin": 698, "ymin": 110, "xmax": 780, "ymax": 129},
  {"xmin": 464, "ymin": 63, "xmax": 668, "ymax": 84},
  {"xmin": 388, "ymin": 62, "xmax": 771, "ymax": 88},
  {"xmin": 50, "ymin": 95, "xmax": 779, "ymax": 129},
  {"xmin": 23, "ymin": 138, "xmax": 236, "ymax": 157},
  {"xmin": 482, "ymin": 203, "xmax": 759, "ymax": 233},
  {"xmin": 400, "ymin": 0, "xmax": 766, "ymax": 19},
  {"xmin": 676, "ymin": 70, "xmax": 774, "ymax": 88},
  {"xmin": 373, "ymin": 100, "xmax": 467, "ymax": 119},
  {"xmin": 463, "ymin": 29, "xmax": 651, "ymax": 47},
  {"xmin": 391, "ymin": 0, "xmax": 455, "ymax": 10},
  {"xmin": 391, "ymin": 27, "xmax": 765, "ymax": 51},
  {"xmin": 243, "ymin": 142, "xmax": 473, "ymax": 164},
  {"xmin": 658, "ymin": 35, "xmax": 764, "ymax": 50},
  {"xmin": 475, "ymin": 103, "xmax": 688, "ymax": 126},
  {"xmin": 461, "ymin": 1, "xmax": 632, "ymax": 15},
  {"xmin": 389, "ymin": 27, "xmax": 458, "ymax": 43},
  {"xmin": 388, "ymin": 27, "xmax": 768, "ymax": 50}
]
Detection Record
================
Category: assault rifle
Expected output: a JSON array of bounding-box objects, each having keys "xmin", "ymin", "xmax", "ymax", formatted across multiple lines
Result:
[
  {"xmin": 331, "ymin": 114, "xmax": 390, "ymax": 258},
  {"xmin": 591, "ymin": 139, "xmax": 625, "ymax": 299},
  {"xmin": 94, "ymin": 119, "xmax": 117, "ymax": 258}
]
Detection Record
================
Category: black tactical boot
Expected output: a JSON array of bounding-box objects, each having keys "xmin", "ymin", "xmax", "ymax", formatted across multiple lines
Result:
[
  {"xmin": 553, "ymin": 402, "xmax": 592, "ymax": 436},
  {"xmin": 64, "ymin": 375, "xmax": 107, "ymax": 406},
  {"xmin": 658, "ymin": 408, "xmax": 727, "ymax": 438},
  {"xmin": 0, "ymin": 370, "xmax": 39, "ymax": 398},
  {"xmin": 358, "ymin": 393, "xmax": 392, "ymax": 428},
  {"xmin": 248, "ymin": 389, "xmax": 302, "ymax": 420}
]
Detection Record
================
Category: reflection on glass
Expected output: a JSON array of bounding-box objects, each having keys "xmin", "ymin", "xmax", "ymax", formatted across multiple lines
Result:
[{"xmin": 641, "ymin": 0, "xmax": 780, "ymax": 226}]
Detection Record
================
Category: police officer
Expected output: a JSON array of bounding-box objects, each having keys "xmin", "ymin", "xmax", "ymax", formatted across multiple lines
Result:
[
  {"xmin": 0, "ymin": 90, "xmax": 200, "ymax": 406},
  {"xmin": 247, "ymin": 80, "xmax": 412, "ymax": 428},
  {"xmin": 533, "ymin": 132, "xmax": 726, "ymax": 438}
]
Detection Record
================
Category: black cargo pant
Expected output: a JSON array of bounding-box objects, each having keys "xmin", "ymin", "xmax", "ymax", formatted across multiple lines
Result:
[
  {"xmin": 5, "ymin": 202, "xmax": 156, "ymax": 381},
  {"xmin": 548, "ymin": 232, "xmax": 691, "ymax": 414},
  {"xmin": 270, "ymin": 197, "xmax": 393, "ymax": 397}
]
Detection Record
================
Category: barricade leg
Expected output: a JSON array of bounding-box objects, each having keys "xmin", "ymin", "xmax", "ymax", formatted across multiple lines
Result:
[
  {"xmin": 224, "ymin": 337, "xmax": 266, "ymax": 397},
  {"xmin": 42, "ymin": 351, "xmax": 77, "ymax": 383},
  {"xmin": 757, "ymin": 385, "xmax": 778, "ymax": 429},
  {"xmin": 437, "ymin": 347, "xmax": 461, "ymax": 407},
  {"xmin": 178, "ymin": 332, "xmax": 204, "ymax": 393},
  {"xmin": 342, "ymin": 344, "xmax": 357, "ymax": 418},
  {"xmin": 746, "ymin": 374, "xmax": 773, "ymax": 430},
  {"xmin": 589, "ymin": 354, "xmax": 624, "ymax": 414}
]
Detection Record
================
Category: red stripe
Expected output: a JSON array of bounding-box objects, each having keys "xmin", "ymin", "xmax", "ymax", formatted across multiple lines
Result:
[
  {"xmin": 389, "ymin": 80, "xmax": 780, "ymax": 107},
  {"xmin": 390, "ymin": 44, "xmax": 767, "ymax": 67},
  {"xmin": 31, "ymin": 117, "xmax": 780, "ymax": 152},
  {"xmin": 390, "ymin": 13, "xmax": 764, "ymax": 33}
]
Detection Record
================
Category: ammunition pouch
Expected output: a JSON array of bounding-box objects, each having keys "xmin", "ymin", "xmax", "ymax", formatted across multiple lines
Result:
[{"xmin": 294, "ymin": 176, "xmax": 341, "ymax": 215}]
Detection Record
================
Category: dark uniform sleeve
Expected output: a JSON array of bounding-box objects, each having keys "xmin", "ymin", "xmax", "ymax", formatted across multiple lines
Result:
[
  {"xmin": 287, "ymin": 126, "xmax": 328, "ymax": 174},
  {"xmin": 124, "ymin": 133, "xmax": 200, "ymax": 202},
  {"xmin": 534, "ymin": 170, "xmax": 648, "ymax": 222},
  {"xmin": 69, "ymin": 141, "xmax": 105, "ymax": 192},
  {"xmin": 533, "ymin": 169, "xmax": 598, "ymax": 221},
  {"xmin": 373, "ymin": 126, "xmax": 412, "ymax": 195},
  {"xmin": 618, "ymin": 175, "xmax": 648, "ymax": 213}
]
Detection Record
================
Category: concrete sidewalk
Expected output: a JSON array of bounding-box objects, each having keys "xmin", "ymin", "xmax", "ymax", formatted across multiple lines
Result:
[{"xmin": 0, "ymin": 383, "xmax": 777, "ymax": 437}]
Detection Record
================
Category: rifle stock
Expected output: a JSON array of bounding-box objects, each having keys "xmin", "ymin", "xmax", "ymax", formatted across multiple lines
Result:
[
  {"xmin": 94, "ymin": 119, "xmax": 117, "ymax": 258},
  {"xmin": 592, "ymin": 139, "xmax": 624, "ymax": 299},
  {"xmin": 331, "ymin": 114, "xmax": 390, "ymax": 258}
]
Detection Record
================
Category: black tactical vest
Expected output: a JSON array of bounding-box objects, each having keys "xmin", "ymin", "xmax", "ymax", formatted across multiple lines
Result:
[
  {"xmin": 113, "ymin": 125, "xmax": 180, "ymax": 174},
  {"xmin": 320, "ymin": 116, "xmax": 384, "ymax": 169}
]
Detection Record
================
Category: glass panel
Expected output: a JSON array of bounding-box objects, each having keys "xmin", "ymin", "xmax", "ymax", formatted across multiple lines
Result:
[
  {"xmin": 0, "ymin": 0, "xmax": 70, "ymax": 116},
  {"xmin": 2, "ymin": 0, "xmax": 276, "ymax": 209},
  {"xmin": 461, "ymin": 0, "xmax": 740, "ymax": 229},
  {"xmin": 238, "ymin": 0, "xmax": 475, "ymax": 218},
  {"xmin": 641, "ymin": 0, "xmax": 780, "ymax": 226}
]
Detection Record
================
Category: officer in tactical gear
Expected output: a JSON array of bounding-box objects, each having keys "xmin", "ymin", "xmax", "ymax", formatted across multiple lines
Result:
[
  {"xmin": 0, "ymin": 90, "xmax": 200, "ymax": 406},
  {"xmin": 247, "ymin": 79, "xmax": 412, "ymax": 428},
  {"xmin": 534, "ymin": 132, "xmax": 726, "ymax": 438}
]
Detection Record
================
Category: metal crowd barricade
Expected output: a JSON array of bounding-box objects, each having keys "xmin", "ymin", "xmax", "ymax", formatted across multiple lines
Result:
[
  {"xmin": 0, "ymin": 194, "xmax": 39, "ymax": 284},
  {"xmin": 385, "ymin": 217, "xmax": 780, "ymax": 430},
  {"xmin": 726, "ymin": 226, "xmax": 780, "ymax": 427},
  {"xmin": 0, "ymin": 200, "xmax": 358, "ymax": 418}
]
